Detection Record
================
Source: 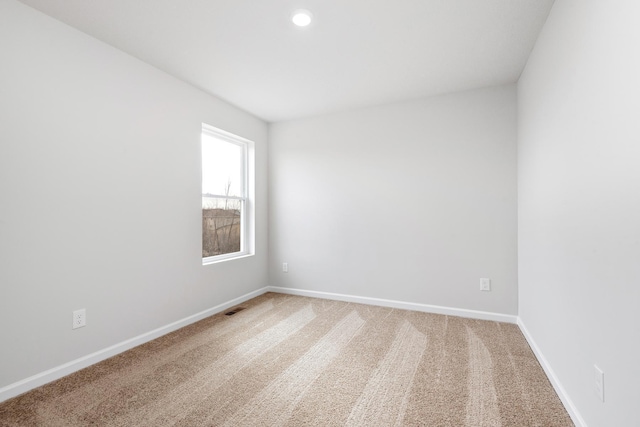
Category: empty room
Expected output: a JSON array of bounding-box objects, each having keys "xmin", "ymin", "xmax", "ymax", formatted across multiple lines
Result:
[{"xmin": 0, "ymin": 0, "xmax": 638, "ymax": 426}]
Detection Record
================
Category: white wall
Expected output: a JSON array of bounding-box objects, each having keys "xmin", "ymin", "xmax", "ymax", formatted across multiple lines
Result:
[
  {"xmin": 269, "ymin": 85, "xmax": 518, "ymax": 316},
  {"xmin": 518, "ymin": 1, "xmax": 640, "ymax": 426},
  {"xmin": 0, "ymin": 0, "xmax": 268, "ymax": 392}
]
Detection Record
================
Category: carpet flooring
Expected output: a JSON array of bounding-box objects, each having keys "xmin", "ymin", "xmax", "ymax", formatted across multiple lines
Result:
[{"xmin": 0, "ymin": 293, "xmax": 574, "ymax": 426}]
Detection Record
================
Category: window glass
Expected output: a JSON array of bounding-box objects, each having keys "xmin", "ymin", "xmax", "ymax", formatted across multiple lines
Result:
[{"xmin": 201, "ymin": 125, "xmax": 253, "ymax": 262}]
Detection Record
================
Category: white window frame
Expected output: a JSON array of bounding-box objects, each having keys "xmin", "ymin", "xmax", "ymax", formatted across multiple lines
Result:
[{"xmin": 201, "ymin": 124, "xmax": 255, "ymax": 265}]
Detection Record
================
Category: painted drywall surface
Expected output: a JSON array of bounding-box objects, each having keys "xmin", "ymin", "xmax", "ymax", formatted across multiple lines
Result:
[
  {"xmin": 518, "ymin": 1, "xmax": 640, "ymax": 425},
  {"xmin": 269, "ymin": 85, "xmax": 517, "ymax": 315},
  {"xmin": 0, "ymin": 0, "xmax": 268, "ymax": 389}
]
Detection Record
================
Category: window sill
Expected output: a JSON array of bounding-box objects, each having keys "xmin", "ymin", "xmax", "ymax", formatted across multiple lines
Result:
[{"xmin": 202, "ymin": 252, "xmax": 254, "ymax": 266}]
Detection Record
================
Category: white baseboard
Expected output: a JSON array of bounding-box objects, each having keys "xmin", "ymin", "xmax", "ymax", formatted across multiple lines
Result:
[
  {"xmin": 267, "ymin": 286, "xmax": 518, "ymax": 324},
  {"xmin": 517, "ymin": 318, "xmax": 587, "ymax": 427},
  {"xmin": 0, "ymin": 286, "xmax": 269, "ymax": 404}
]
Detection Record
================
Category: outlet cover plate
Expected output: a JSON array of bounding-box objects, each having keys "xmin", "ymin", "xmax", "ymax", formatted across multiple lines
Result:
[
  {"xmin": 72, "ymin": 309, "xmax": 86, "ymax": 329},
  {"xmin": 594, "ymin": 365, "xmax": 604, "ymax": 402}
]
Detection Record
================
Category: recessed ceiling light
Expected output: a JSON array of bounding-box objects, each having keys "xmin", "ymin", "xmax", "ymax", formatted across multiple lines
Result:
[{"xmin": 292, "ymin": 9, "xmax": 313, "ymax": 27}]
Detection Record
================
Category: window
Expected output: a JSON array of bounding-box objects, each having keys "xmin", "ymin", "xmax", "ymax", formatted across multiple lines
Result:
[{"xmin": 201, "ymin": 124, "xmax": 254, "ymax": 263}]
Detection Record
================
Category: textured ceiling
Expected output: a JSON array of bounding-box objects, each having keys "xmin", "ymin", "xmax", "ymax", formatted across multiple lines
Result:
[{"xmin": 19, "ymin": 0, "xmax": 555, "ymax": 122}]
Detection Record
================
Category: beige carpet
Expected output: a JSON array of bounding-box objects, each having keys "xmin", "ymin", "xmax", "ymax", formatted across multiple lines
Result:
[{"xmin": 0, "ymin": 293, "xmax": 574, "ymax": 426}]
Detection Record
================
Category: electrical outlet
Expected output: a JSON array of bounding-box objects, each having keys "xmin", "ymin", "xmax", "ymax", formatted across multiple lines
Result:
[
  {"xmin": 594, "ymin": 365, "xmax": 604, "ymax": 402},
  {"xmin": 480, "ymin": 278, "xmax": 491, "ymax": 291},
  {"xmin": 72, "ymin": 309, "xmax": 86, "ymax": 329},
  {"xmin": 282, "ymin": 262, "xmax": 288, "ymax": 273}
]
